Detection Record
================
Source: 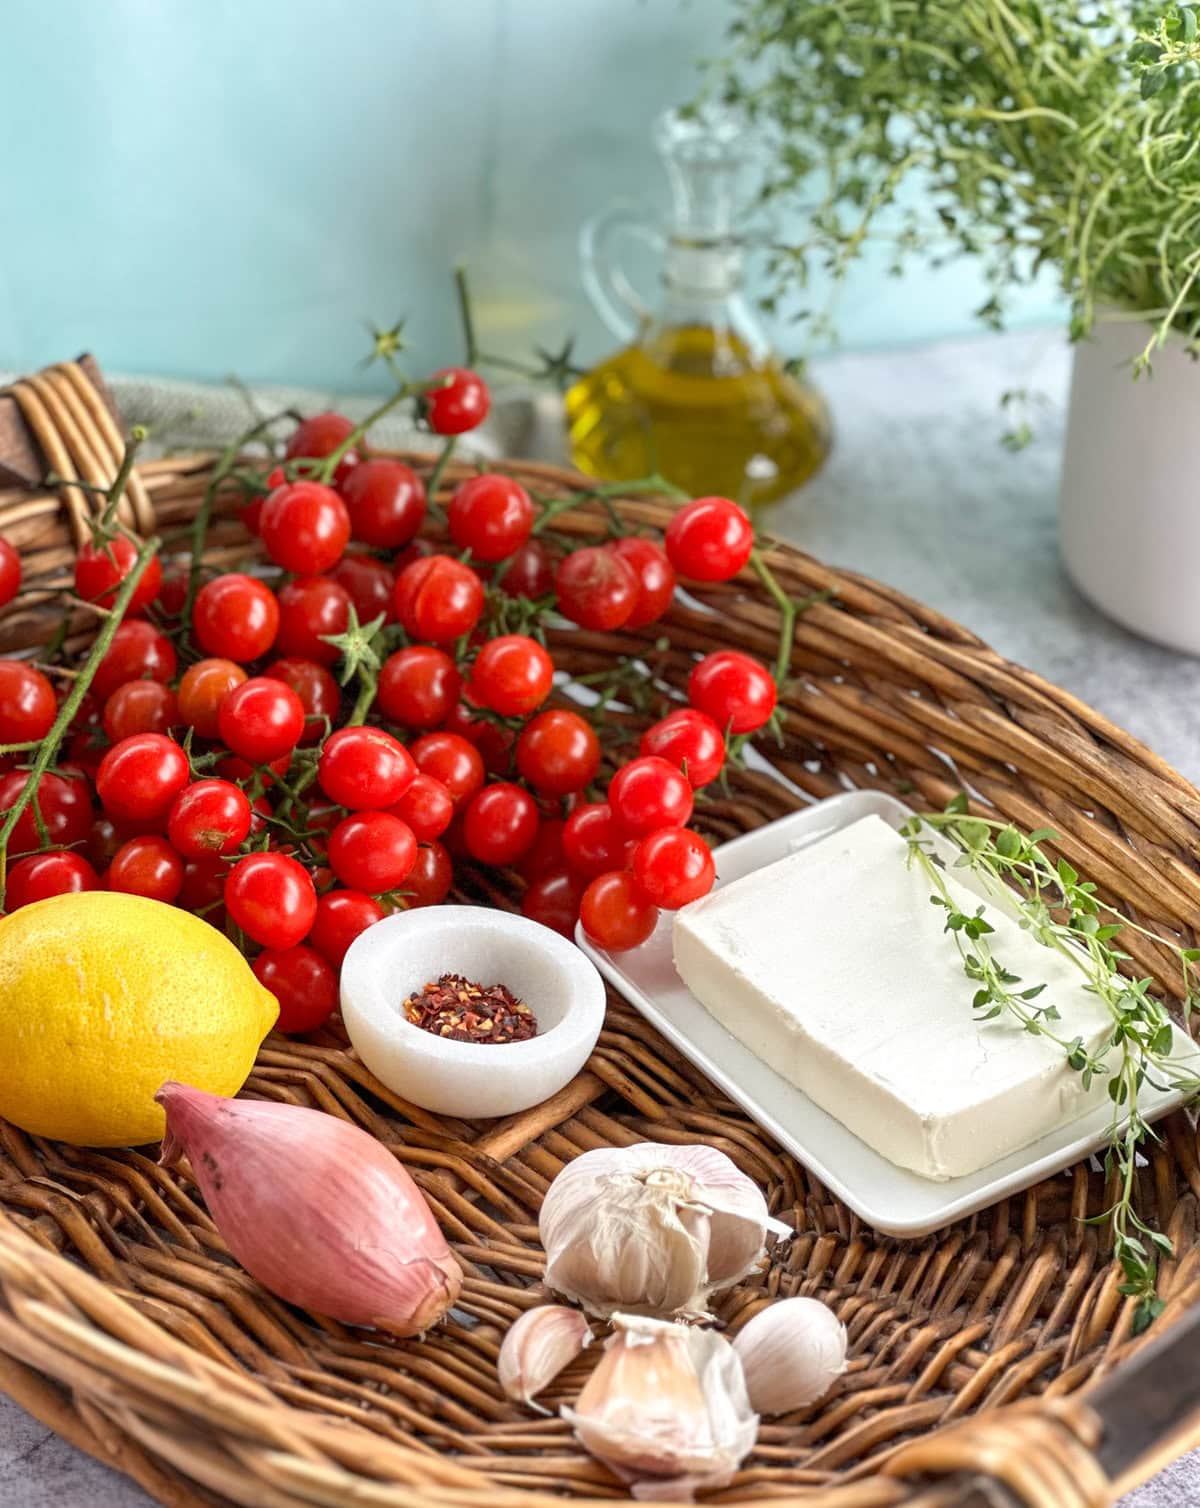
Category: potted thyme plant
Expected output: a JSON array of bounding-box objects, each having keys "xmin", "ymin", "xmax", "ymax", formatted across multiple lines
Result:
[{"xmin": 716, "ymin": 2, "xmax": 1200, "ymax": 652}]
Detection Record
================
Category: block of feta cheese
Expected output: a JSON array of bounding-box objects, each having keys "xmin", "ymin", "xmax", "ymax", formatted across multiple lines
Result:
[{"xmin": 672, "ymin": 813, "xmax": 1116, "ymax": 1180}]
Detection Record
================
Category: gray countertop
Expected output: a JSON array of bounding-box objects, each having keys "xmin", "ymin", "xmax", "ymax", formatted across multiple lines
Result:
[{"xmin": 2, "ymin": 328, "xmax": 1196, "ymax": 1506}]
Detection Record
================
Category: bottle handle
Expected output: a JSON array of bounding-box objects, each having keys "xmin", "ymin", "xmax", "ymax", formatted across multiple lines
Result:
[{"xmin": 580, "ymin": 203, "xmax": 665, "ymax": 344}]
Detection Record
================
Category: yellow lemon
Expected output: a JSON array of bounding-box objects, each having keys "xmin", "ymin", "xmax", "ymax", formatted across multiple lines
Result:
[{"xmin": 0, "ymin": 891, "xmax": 277, "ymax": 1146}]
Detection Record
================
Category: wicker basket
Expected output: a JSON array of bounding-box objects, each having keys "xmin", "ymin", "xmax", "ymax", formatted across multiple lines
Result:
[{"xmin": 2, "ymin": 361, "xmax": 1200, "ymax": 1508}]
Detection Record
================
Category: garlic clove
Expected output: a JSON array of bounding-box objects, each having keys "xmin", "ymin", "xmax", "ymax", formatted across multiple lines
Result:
[
  {"xmin": 732, "ymin": 1296, "xmax": 848, "ymax": 1414},
  {"xmin": 562, "ymin": 1312, "xmax": 758, "ymax": 1501},
  {"xmin": 498, "ymin": 1304, "xmax": 591, "ymax": 1404}
]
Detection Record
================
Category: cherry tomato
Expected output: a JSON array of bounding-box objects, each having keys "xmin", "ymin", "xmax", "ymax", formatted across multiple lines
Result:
[
  {"xmin": 469, "ymin": 634, "xmax": 553, "ymax": 718},
  {"xmin": 218, "ymin": 677, "xmax": 306, "ymax": 764},
  {"xmin": 664, "ymin": 496, "xmax": 754, "ymax": 582},
  {"xmin": 262, "ymin": 657, "xmax": 339, "ymax": 745},
  {"xmin": 631, "ymin": 827, "xmax": 715, "ymax": 909},
  {"xmin": 561, "ymin": 801, "xmax": 634, "ymax": 879},
  {"xmin": 156, "ymin": 558, "xmax": 191, "ymax": 618},
  {"xmin": 688, "ymin": 650, "xmax": 777, "ymax": 735},
  {"xmin": 91, "ymin": 619, "xmax": 177, "ymax": 703},
  {"xmin": 96, "ymin": 733, "xmax": 190, "ymax": 823},
  {"xmin": 225, "ymin": 851, "xmax": 317, "ymax": 949},
  {"xmin": 404, "ymin": 839, "xmax": 453, "ymax": 907},
  {"xmin": 318, "ymin": 726, "xmax": 415, "ymax": 810},
  {"xmin": 167, "ymin": 778, "xmax": 252, "ymax": 857},
  {"xmin": 0, "ymin": 769, "xmax": 93, "ymax": 855},
  {"xmin": 389, "ymin": 770, "xmax": 454, "ymax": 840},
  {"xmin": 330, "ymin": 551, "xmax": 395, "ymax": 625},
  {"xmin": 0, "ymin": 539, "xmax": 21, "ymax": 608},
  {"xmin": 285, "ymin": 411, "xmax": 355, "ymax": 462},
  {"xmin": 86, "ymin": 814, "xmax": 130, "ymax": 870},
  {"xmin": 259, "ymin": 482, "xmax": 351, "ymax": 576},
  {"xmin": 410, "ymin": 731, "xmax": 485, "ymax": 807},
  {"xmin": 521, "ymin": 869, "xmax": 585, "ymax": 938},
  {"xmin": 639, "ymin": 707, "xmax": 726, "ymax": 788},
  {"xmin": 424, "ymin": 367, "xmax": 490, "ymax": 435},
  {"xmin": 102, "ymin": 680, "xmax": 178, "ymax": 742},
  {"xmin": 448, "ymin": 474, "xmax": 535, "ymax": 562},
  {"xmin": 74, "ymin": 536, "xmax": 162, "ymax": 613},
  {"xmin": 106, "ymin": 835, "xmax": 184, "ymax": 903},
  {"xmin": 5, "ymin": 850, "xmax": 97, "ymax": 910},
  {"xmin": 516, "ymin": 709, "xmax": 600, "ymax": 796},
  {"xmin": 307, "ymin": 888, "xmax": 385, "ymax": 968},
  {"xmin": 443, "ymin": 696, "xmax": 515, "ymax": 774},
  {"xmin": 179, "ymin": 854, "xmax": 227, "ymax": 918},
  {"xmin": 340, "ymin": 459, "xmax": 426, "ymax": 549},
  {"xmin": 192, "ymin": 574, "xmax": 279, "ymax": 663},
  {"xmin": 392, "ymin": 554, "xmax": 484, "ymax": 643},
  {"xmin": 462, "ymin": 782, "xmax": 538, "ymax": 867},
  {"xmin": 608, "ymin": 755, "xmax": 693, "ymax": 837},
  {"xmin": 252, "ymin": 944, "xmax": 337, "ymax": 1032},
  {"xmin": 377, "ymin": 646, "xmax": 461, "ymax": 730},
  {"xmin": 519, "ymin": 817, "xmax": 567, "ymax": 880},
  {"xmin": 216, "ymin": 752, "xmax": 292, "ymax": 788},
  {"xmin": 609, "ymin": 537, "xmax": 676, "ymax": 628},
  {"xmin": 0, "ymin": 661, "xmax": 55, "ymax": 743},
  {"xmin": 580, "ymin": 869, "xmax": 658, "ymax": 951},
  {"xmin": 274, "ymin": 575, "xmax": 351, "ymax": 665},
  {"xmin": 555, "ymin": 546, "xmax": 638, "ymax": 631},
  {"xmin": 495, "ymin": 538, "xmax": 554, "ymax": 599},
  {"xmin": 177, "ymin": 658, "xmax": 247, "ymax": 739},
  {"xmin": 328, "ymin": 811, "xmax": 417, "ymax": 892}
]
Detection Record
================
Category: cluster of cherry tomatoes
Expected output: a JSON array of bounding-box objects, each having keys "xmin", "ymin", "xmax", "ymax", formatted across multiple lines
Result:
[{"xmin": 0, "ymin": 366, "xmax": 782, "ymax": 1035}]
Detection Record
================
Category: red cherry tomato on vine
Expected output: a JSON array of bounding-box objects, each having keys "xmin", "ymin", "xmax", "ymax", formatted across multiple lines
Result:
[
  {"xmin": 178, "ymin": 854, "xmax": 227, "ymax": 918},
  {"xmin": 192, "ymin": 574, "xmax": 279, "ymax": 663},
  {"xmin": 216, "ymin": 751, "xmax": 292, "ymax": 788},
  {"xmin": 687, "ymin": 650, "xmax": 777, "ymax": 735},
  {"xmin": 0, "ymin": 660, "xmax": 55, "ymax": 743},
  {"xmin": 580, "ymin": 870, "xmax": 658, "ymax": 951},
  {"xmin": 631, "ymin": 827, "xmax": 715, "ymax": 910},
  {"xmin": 554, "ymin": 546, "xmax": 638, "ymax": 631},
  {"xmin": 86, "ymin": 814, "xmax": 129, "ymax": 871},
  {"xmin": 443, "ymin": 697, "xmax": 515, "ymax": 774},
  {"xmin": 521, "ymin": 869, "xmax": 585, "ymax": 938},
  {"xmin": 328, "ymin": 811, "xmax": 417, "ymax": 892},
  {"xmin": 516, "ymin": 709, "xmax": 600, "ymax": 796},
  {"xmin": 461, "ymin": 782, "xmax": 539, "ymax": 867},
  {"xmin": 377, "ymin": 646, "xmax": 461, "ymax": 730},
  {"xmin": 253, "ymin": 944, "xmax": 338, "ymax": 1033},
  {"xmin": 91, "ymin": 620, "xmax": 177, "ymax": 703},
  {"xmin": 410, "ymin": 731, "xmax": 485, "ymax": 807},
  {"xmin": 392, "ymin": 553, "xmax": 484, "ymax": 644},
  {"xmin": 665, "ymin": 496, "xmax": 754, "ymax": 582},
  {"xmin": 317, "ymin": 726, "xmax": 415, "ymax": 810},
  {"xmin": 167, "ymin": 778, "xmax": 252, "ymax": 858},
  {"xmin": 156, "ymin": 558, "xmax": 191, "ymax": 618},
  {"xmin": 74, "ymin": 536, "xmax": 162, "ymax": 614},
  {"xmin": 0, "ymin": 538, "xmax": 21, "ymax": 608},
  {"xmin": 330, "ymin": 551, "xmax": 395, "ymax": 625},
  {"xmin": 609, "ymin": 537, "xmax": 676, "ymax": 628},
  {"xmin": 96, "ymin": 734, "xmax": 190, "ymax": 824},
  {"xmin": 285, "ymin": 411, "xmax": 355, "ymax": 462},
  {"xmin": 106, "ymin": 835, "xmax": 184, "ymax": 903},
  {"xmin": 177, "ymin": 658, "xmax": 247, "ymax": 739},
  {"xmin": 5, "ymin": 850, "xmax": 97, "ymax": 910},
  {"xmin": 561, "ymin": 801, "xmax": 634, "ymax": 879},
  {"xmin": 404, "ymin": 839, "xmax": 453, "ymax": 907},
  {"xmin": 495, "ymin": 538, "xmax": 555, "ymax": 600},
  {"xmin": 259, "ymin": 482, "xmax": 351, "ymax": 576},
  {"xmin": 0, "ymin": 769, "xmax": 92, "ymax": 854},
  {"xmin": 639, "ymin": 707, "xmax": 726, "ymax": 788},
  {"xmin": 520, "ymin": 817, "xmax": 567, "ymax": 881},
  {"xmin": 307, "ymin": 888, "xmax": 385, "ymax": 967},
  {"xmin": 262, "ymin": 657, "xmax": 340, "ymax": 745},
  {"xmin": 224, "ymin": 851, "xmax": 317, "ymax": 949},
  {"xmin": 424, "ymin": 367, "xmax": 490, "ymax": 435},
  {"xmin": 340, "ymin": 459, "xmax": 426, "ymax": 549},
  {"xmin": 218, "ymin": 677, "xmax": 306, "ymax": 764},
  {"xmin": 608, "ymin": 755, "xmax": 693, "ymax": 837},
  {"xmin": 102, "ymin": 680, "xmax": 178, "ymax": 742},
  {"xmin": 389, "ymin": 771, "xmax": 454, "ymax": 841},
  {"xmin": 469, "ymin": 634, "xmax": 554, "ymax": 718},
  {"xmin": 273, "ymin": 576, "xmax": 350, "ymax": 665},
  {"xmin": 448, "ymin": 474, "xmax": 535, "ymax": 562}
]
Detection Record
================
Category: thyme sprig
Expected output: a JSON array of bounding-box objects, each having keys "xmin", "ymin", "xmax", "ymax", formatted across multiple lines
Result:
[{"xmin": 903, "ymin": 797, "xmax": 1200, "ymax": 1331}]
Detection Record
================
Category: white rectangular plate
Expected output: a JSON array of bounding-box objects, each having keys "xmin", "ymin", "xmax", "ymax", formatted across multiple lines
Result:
[{"xmin": 577, "ymin": 790, "xmax": 1198, "ymax": 1236}]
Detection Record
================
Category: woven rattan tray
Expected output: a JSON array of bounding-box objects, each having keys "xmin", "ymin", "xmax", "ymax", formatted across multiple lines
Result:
[{"xmin": 2, "ymin": 362, "xmax": 1200, "ymax": 1508}]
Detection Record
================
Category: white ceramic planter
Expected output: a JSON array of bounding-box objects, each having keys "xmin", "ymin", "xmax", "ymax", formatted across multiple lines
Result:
[{"xmin": 1060, "ymin": 316, "xmax": 1200, "ymax": 654}]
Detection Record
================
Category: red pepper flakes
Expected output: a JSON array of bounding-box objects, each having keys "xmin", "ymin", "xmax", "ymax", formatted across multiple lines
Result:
[{"xmin": 401, "ymin": 972, "xmax": 537, "ymax": 1044}]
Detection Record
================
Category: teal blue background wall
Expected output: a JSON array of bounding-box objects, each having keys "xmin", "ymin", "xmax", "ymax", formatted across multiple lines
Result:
[{"xmin": 0, "ymin": 0, "xmax": 1064, "ymax": 393}]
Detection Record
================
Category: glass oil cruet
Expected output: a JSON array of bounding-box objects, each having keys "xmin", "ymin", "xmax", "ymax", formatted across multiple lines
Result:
[{"xmin": 566, "ymin": 107, "xmax": 831, "ymax": 509}]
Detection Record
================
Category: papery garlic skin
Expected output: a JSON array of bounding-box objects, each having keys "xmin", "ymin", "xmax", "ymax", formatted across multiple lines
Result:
[
  {"xmin": 733, "ymin": 1297, "xmax": 848, "ymax": 1414},
  {"xmin": 563, "ymin": 1312, "xmax": 758, "ymax": 1502},
  {"xmin": 540, "ymin": 1142, "xmax": 789, "ymax": 1318},
  {"xmin": 156, "ymin": 1082, "xmax": 462, "ymax": 1336},
  {"xmin": 498, "ymin": 1304, "xmax": 591, "ymax": 1403}
]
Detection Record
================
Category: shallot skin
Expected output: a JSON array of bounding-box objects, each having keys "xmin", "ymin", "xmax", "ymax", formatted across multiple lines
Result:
[{"xmin": 156, "ymin": 1081, "xmax": 462, "ymax": 1336}]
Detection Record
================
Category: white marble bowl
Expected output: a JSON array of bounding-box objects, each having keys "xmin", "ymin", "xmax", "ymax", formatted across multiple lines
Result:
[{"xmin": 340, "ymin": 906, "xmax": 606, "ymax": 1118}]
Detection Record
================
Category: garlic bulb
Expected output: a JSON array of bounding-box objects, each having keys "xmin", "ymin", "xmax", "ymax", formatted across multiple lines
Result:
[
  {"xmin": 539, "ymin": 1142, "xmax": 790, "ymax": 1318},
  {"xmin": 563, "ymin": 1313, "xmax": 758, "ymax": 1501},
  {"xmin": 733, "ymin": 1297, "xmax": 847, "ymax": 1414},
  {"xmin": 498, "ymin": 1304, "xmax": 591, "ymax": 1403}
]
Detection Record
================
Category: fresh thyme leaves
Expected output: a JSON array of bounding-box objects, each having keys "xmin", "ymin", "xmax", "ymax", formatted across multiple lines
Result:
[{"xmin": 902, "ymin": 798, "xmax": 1200, "ymax": 1332}]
